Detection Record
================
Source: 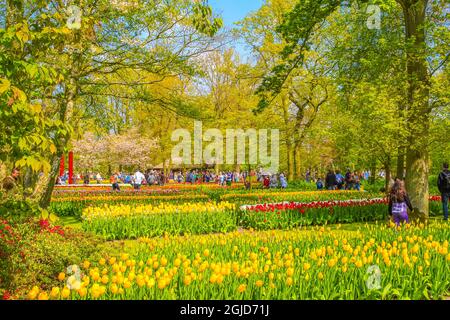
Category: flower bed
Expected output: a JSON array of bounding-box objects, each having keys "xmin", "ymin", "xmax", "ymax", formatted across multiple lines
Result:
[
  {"xmin": 220, "ymin": 190, "xmax": 380, "ymax": 205},
  {"xmin": 49, "ymin": 195, "xmax": 211, "ymax": 217},
  {"xmin": 52, "ymin": 189, "xmax": 185, "ymax": 198},
  {"xmin": 54, "ymin": 183, "xmax": 244, "ymax": 191},
  {"xmin": 20, "ymin": 221, "xmax": 450, "ymax": 300},
  {"xmin": 239, "ymin": 196, "xmax": 443, "ymax": 230},
  {"xmin": 81, "ymin": 202, "xmax": 237, "ymax": 240},
  {"xmin": 50, "ymin": 190, "xmax": 375, "ymax": 217}
]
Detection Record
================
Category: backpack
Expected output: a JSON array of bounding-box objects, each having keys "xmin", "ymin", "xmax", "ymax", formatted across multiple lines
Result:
[{"xmin": 440, "ymin": 171, "xmax": 450, "ymax": 191}]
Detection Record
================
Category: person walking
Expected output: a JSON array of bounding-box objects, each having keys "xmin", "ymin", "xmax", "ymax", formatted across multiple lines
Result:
[
  {"xmin": 2, "ymin": 168, "xmax": 20, "ymax": 192},
  {"xmin": 305, "ymin": 169, "xmax": 311, "ymax": 183},
  {"xmin": 159, "ymin": 172, "xmax": 166, "ymax": 186},
  {"xmin": 133, "ymin": 169, "xmax": 145, "ymax": 190},
  {"xmin": 263, "ymin": 175, "xmax": 270, "ymax": 188},
  {"xmin": 388, "ymin": 180, "xmax": 413, "ymax": 226},
  {"xmin": 353, "ymin": 171, "xmax": 361, "ymax": 191},
  {"xmin": 226, "ymin": 172, "xmax": 232, "ymax": 187},
  {"xmin": 437, "ymin": 162, "xmax": 450, "ymax": 221},
  {"xmin": 83, "ymin": 172, "xmax": 90, "ymax": 184},
  {"xmin": 269, "ymin": 174, "xmax": 278, "ymax": 188},
  {"xmin": 325, "ymin": 170, "xmax": 336, "ymax": 190},
  {"xmin": 335, "ymin": 170, "xmax": 344, "ymax": 190},
  {"xmin": 344, "ymin": 169, "xmax": 353, "ymax": 190},
  {"xmin": 280, "ymin": 173, "xmax": 288, "ymax": 189},
  {"xmin": 112, "ymin": 173, "xmax": 121, "ymax": 192}
]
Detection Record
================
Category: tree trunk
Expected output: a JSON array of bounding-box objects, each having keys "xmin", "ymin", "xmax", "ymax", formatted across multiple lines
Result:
[
  {"xmin": 401, "ymin": 0, "xmax": 430, "ymax": 221},
  {"xmin": 39, "ymin": 154, "xmax": 61, "ymax": 208},
  {"xmin": 23, "ymin": 167, "xmax": 38, "ymax": 197},
  {"xmin": 294, "ymin": 143, "xmax": 301, "ymax": 180},
  {"xmin": 214, "ymin": 163, "xmax": 219, "ymax": 176},
  {"xmin": 384, "ymin": 162, "xmax": 391, "ymax": 192},
  {"xmin": 287, "ymin": 142, "xmax": 294, "ymax": 181},
  {"xmin": 167, "ymin": 163, "xmax": 172, "ymax": 180},
  {"xmin": 396, "ymin": 146, "xmax": 405, "ymax": 179},
  {"xmin": 369, "ymin": 161, "xmax": 376, "ymax": 185},
  {"xmin": 39, "ymin": 77, "xmax": 77, "ymax": 208}
]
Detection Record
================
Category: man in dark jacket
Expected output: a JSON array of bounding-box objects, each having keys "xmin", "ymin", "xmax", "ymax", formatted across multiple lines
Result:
[
  {"xmin": 437, "ymin": 163, "xmax": 450, "ymax": 221},
  {"xmin": 325, "ymin": 170, "xmax": 337, "ymax": 190},
  {"xmin": 2, "ymin": 168, "xmax": 20, "ymax": 192}
]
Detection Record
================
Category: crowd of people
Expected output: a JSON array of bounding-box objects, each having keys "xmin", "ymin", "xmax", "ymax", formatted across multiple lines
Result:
[
  {"xmin": 315, "ymin": 169, "xmax": 366, "ymax": 191},
  {"xmin": 56, "ymin": 168, "xmax": 292, "ymax": 190},
  {"xmin": 51, "ymin": 162, "xmax": 450, "ymax": 227},
  {"xmin": 2, "ymin": 162, "xmax": 450, "ymax": 225}
]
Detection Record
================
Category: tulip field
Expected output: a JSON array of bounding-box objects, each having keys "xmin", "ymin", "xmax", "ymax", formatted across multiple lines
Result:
[
  {"xmin": 26, "ymin": 221, "xmax": 450, "ymax": 300},
  {"xmin": 2, "ymin": 184, "xmax": 449, "ymax": 300},
  {"xmin": 81, "ymin": 202, "xmax": 238, "ymax": 239}
]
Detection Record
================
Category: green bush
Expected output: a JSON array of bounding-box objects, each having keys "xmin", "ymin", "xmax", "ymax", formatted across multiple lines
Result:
[
  {"xmin": 0, "ymin": 217, "xmax": 105, "ymax": 296},
  {"xmin": 0, "ymin": 193, "xmax": 41, "ymax": 223}
]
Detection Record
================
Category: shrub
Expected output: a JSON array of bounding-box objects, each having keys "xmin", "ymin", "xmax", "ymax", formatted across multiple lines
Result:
[{"xmin": 0, "ymin": 217, "xmax": 105, "ymax": 296}]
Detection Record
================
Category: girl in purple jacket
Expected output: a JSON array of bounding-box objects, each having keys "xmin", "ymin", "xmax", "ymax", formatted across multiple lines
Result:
[{"xmin": 388, "ymin": 180, "xmax": 413, "ymax": 226}]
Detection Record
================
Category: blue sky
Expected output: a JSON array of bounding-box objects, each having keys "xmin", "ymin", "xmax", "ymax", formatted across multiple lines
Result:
[
  {"xmin": 209, "ymin": 0, "xmax": 264, "ymax": 27},
  {"xmin": 209, "ymin": 0, "xmax": 265, "ymax": 60}
]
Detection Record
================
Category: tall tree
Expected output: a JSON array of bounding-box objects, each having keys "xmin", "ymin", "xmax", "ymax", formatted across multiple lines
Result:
[{"xmin": 256, "ymin": 0, "xmax": 448, "ymax": 219}]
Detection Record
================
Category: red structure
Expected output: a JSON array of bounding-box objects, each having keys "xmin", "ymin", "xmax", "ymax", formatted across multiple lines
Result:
[
  {"xmin": 59, "ymin": 152, "xmax": 74, "ymax": 184},
  {"xmin": 68, "ymin": 151, "xmax": 74, "ymax": 184},
  {"xmin": 59, "ymin": 154, "xmax": 65, "ymax": 177}
]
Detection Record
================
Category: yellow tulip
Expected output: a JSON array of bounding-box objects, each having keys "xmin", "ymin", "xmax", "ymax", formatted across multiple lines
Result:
[
  {"xmin": 147, "ymin": 278, "xmax": 156, "ymax": 288},
  {"xmin": 61, "ymin": 287, "xmax": 70, "ymax": 299},
  {"xmin": 286, "ymin": 267, "xmax": 294, "ymax": 277},
  {"xmin": 38, "ymin": 292, "xmax": 49, "ymax": 300},
  {"xmin": 27, "ymin": 289, "xmax": 38, "ymax": 300},
  {"xmin": 183, "ymin": 276, "xmax": 192, "ymax": 286},
  {"xmin": 110, "ymin": 283, "xmax": 119, "ymax": 294},
  {"xmin": 78, "ymin": 287, "xmax": 87, "ymax": 298},
  {"xmin": 101, "ymin": 275, "xmax": 109, "ymax": 284},
  {"xmin": 209, "ymin": 274, "xmax": 218, "ymax": 284},
  {"xmin": 50, "ymin": 287, "xmax": 60, "ymax": 299},
  {"xmin": 157, "ymin": 279, "xmax": 167, "ymax": 289},
  {"xmin": 286, "ymin": 277, "xmax": 293, "ymax": 286},
  {"xmin": 237, "ymin": 284, "xmax": 247, "ymax": 293}
]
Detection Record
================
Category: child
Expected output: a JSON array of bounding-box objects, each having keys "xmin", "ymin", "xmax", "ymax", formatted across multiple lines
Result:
[{"xmin": 388, "ymin": 180, "xmax": 413, "ymax": 226}]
